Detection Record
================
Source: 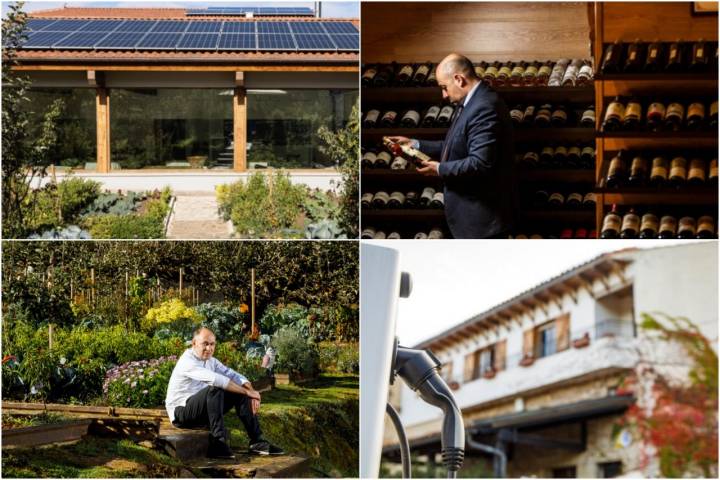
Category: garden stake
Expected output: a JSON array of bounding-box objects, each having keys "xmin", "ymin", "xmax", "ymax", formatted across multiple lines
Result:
[
  {"xmin": 251, "ymin": 268, "xmax": 256, "ymax": 338},
  {"xmin": 48, "ymin": 324, "xmax": 53, "ymax": 350},
  {"xmin": 179, "ymin": 267, "xmax": 184, "ymax": 299}
]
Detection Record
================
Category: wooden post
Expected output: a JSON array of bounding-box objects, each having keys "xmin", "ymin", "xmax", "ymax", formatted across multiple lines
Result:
[
  {"xmin": 251, "ymin": 268, "xmax": 255, "ymax": 335},
  {"xmin": 48, "ymin": 324, "xmax": 53, "ymax": 350},
  {"xmin": 233, "ymin": 72, "xmax": 247, "ymax": 172},
  {"xmin": 90, "ymin": 268, "xmax": 95, "ymax": 306},
  {"xmin": 96, "ymin": 87, "xmax": 111, "ymax": 173},
  {"xmin": 179, "ymin": 267, "xmax": 184, "ymax": 299},
  {"xmin": 70, "ymin": 279, "xmax": 74, "ymax": 299}
]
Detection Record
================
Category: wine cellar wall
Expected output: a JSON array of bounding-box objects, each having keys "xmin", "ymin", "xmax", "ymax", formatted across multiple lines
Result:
[{"xmin": 360, "ymin": 1, "xmax": 718, "ymax": 239}]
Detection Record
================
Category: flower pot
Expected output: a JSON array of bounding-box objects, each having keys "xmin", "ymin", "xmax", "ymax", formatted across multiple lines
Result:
[
  {"xmin": 572, "ymin": 333, "xmax": 591, "ymax": 349},
  {"xmin": 187, "ymin": 155, "xmax": 207, "ymax": 168},
  {"xmin": 449, "ymin": 381, "xmax": 460, "ymax": 391},
  {"xmin": 519, "ymin": 355, "xmax": 535, "ymax": 367},
  {"xmin": 483, "ymin": 369, "xmax": 496, "ymax": 379}
]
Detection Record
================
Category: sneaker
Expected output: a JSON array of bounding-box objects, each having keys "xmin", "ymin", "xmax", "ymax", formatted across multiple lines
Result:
[
  {"xmin": 208, "ymin": 436, "xmax": 235, "ymax": 459},
  {"xmin": 249, "ymin": 440, "xmax": 285, "ymax": 455}
]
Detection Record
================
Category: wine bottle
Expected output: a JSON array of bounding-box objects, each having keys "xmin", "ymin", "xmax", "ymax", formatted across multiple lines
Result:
[
  {"xmin": 677, "ymin": 216, "xmax": 697, "ymax": 239},
  {"xmin": 550, "ymin": 105, "xmax": 568, "ymax": 127},
  {"xmin": 709, "ymin": 158, "xmax": 718, "ymax": 184},
  {"xmin": 562, "ymin": 59, "xmax": 583, "ymax": 86},
  {"xmin": 628, "ymin": 155, "xmax": 648, "ymax": 186},
  {"xmin": 658, "ymin": 215, "xmax": 678, "ymax": 239},
  {"xmin": 623, "ymin": 97, "xmax": 642, "ymax": 130},
  {"xmin": 606, "ymin": 150, "xmax": 627, "ymax": 188},
  {"xmin": 361, "ymin": 227, "xmax": 376, "ymax": 239},
  {"xmin": 400, "ymin": 109, "xmax": 421, "ymax": 128},
  {"xmin": 574, "ymin": 228, "xmax": 588, "ymax": 239},
  {"xmin": 560, "ymin": 229, "xmax": 573, "ymax": 239},
  {"xmin": 361, "ymin": 192, "xmax": 373, "ymax": 208},
  {"xmin": 600, "ymin": 204, "xmax": 622, "ymax": 239},
  {"xmin": 523, "ymin": 61, "xmax": 539, "ymax": 85},
  {"xmin": 533, "ymin": 189, "xmax": 550, "ymax": 206},
  {"xmin": 664, "ymin": 102, "xmax": 684, "ymax": 131},
  {"xmin": 639, "ymin": 212, "xmax": 659, "ymax": 239},
  {"xmin": 422, "ymin": 105, "xmax": 441, "ymax": 127},
  {"xmin": 534, "ymin": 104, "xmax": 553, "ymax": 127},
  {"xmin": 669, "ymin": 156, "xmax": 687, "ymax": 186},
  {"xmin": 374, "ymin": 64, "xmax": 395, "ymax": 86},
  {"xmin": 522, "ymin": 150, "xmax": 540, "ymax": 168},
  {"xmin": 361, "ymin": 150, "xmax": 377, "ymax": 168},
  {"xmin": 548, "ymin": 58, "xmax": 569, "ymax": 86},
  {"xmin": 567, "ymin": 145, "xmax": 582, "ymax": 168},
  {"xmin": 372, "ymin": 191, "xmax": 390, "ymax": 208},
  {"xmin": 496, "ymin": 61, "xmax": 514, "ymax": 86},
  {"xmin": 390, "ymin": 156, "xmax": 408, "ymax": 170},
  {"xmin": 412, "ymin": 62, "xmax": 433, "ymax": 86},
  {"xmin": 644, "ymin": 40, "xmax": 663, "ymax": 73},
  {"xmin": 436, "ymin": 105, "xmax": 455, "ymax": 126},
  {"xmin": 536, "ymin": 60, "xmax": 553, "ymax": 85},
  {"xmin": 710, "ymin": 101, "xmax": 718, "ymax": 128},
  {"xmin": 689, "ymin": 39, "xmax": 708, "ymax": 72},
  {"xmin": 581, "ymin": 146, "xmax": 595, "ymax": 168},
  {"xmin": 395, "ymin": 63, "xmax": 415, "ymax": 86},
  {"xmin": 510, "ymin": 61, "xmax": 527, "ymax": 86},
  {"xmin": 580, "ymin": 105, "xmax": 596, "ymax": 128},
  {"xmin": 363, "ymin": 109, "xmax": 380, "ymax": 128},
  {"xmin": 582, "ymin": 192, "xmax": 597, "ymax": 209},
  {"xmin": 540, "ymin": 146, "xmax": 555, "ymax": 167},
  {"xmin": 553, "ymin": 145, "xmax": 568, "ymax": 168},
  {"xmin": 430, "ymin": 192, "xmax": 444, "ymax": 208},
  {"xmin": 566, "ymin": 191, "xmax": 583, "ymax": 209},
  {"xmin": 521, "ymin": 105, "xmax": 536, "ymax": 125},
  {"xmin": 388, "ymin": 191, "xmax": 406, "ymax": 208},
  {"xmin": 426, "ymin": 68, "xmax": 438, "ymax": 86},
  {"xmin": 687, "ymin": 157, "xmax": 706, "ymax": 185},
  {"xmin": 686, "ymin": 102, "xmax": 705, "ymax": 130},
  {"xmin": 405, "ymin": 190, "xmax": 419, "ymax": 208},
  {"xmin": 380, "ymin": 110, "xmax": 398, "ymax": 127},
  {"xmin": 387, "ymin": 231, "xmax": 402, "ymax": 240},
  {"xmin": 373, "ymin": 230, "xmax": 387, "ymax": 240},
  {"xmin": 375, "ymin": 151, "xmax": 392, "ymax": 168},
  {"xmin": 474, "ymin": 61, "xmax": 487, "ymax": 79},
  {"xmin": 382, "ymin": 137, "xmax": 431, "ymax": 167},
  {"xmin": 620, "ymin": 208, "xmax": 640, "ymax": 238},
  {"xmin": 665, "ymin": 40, "xmax": 685, "ymax": 72},
  {"xmin": 510, "ymin": 104, "xmax": 525, "ymax": 127},
  {"xmin": 650, "ymin": 156, "xmax": 669, "ymax": 186},
  {"xmin": 623, "ymin": 40, "xmax": 644, "ymax": 73},
  {"xmin": 420, "ymin": 187, "xmax": 436, "ymax": 206},
  {"xmin": 576, "ymin": 60, "xmax": 594, "ymax": 85},
  {"xmin": 362, "ymin": 64, "xmax": 378, "ymax": 86},
  {"xmin": 601, "ymin": 41, "xmax": 623, "ymax": 73},
  {"xmin": 646, "ymin": 102, "xmax": 666, "ymax": 132},
  {"xmin": 548, "ymin": 191, "xmax": 565, "ymax": 208},
  {"xmin": 483, "ymin": 61, "xmax": 500, "ymax": 85},
  {"xmin": 414, "ymin": 231, "xmax": 428, "ymax": 239},
  {"xmin": 602, "ymin": 97, "xmax": 625, "ymax": 131},
  {"xmin": 428, "ymin": 228, "xmax": 444, "ymax": 239},
  {"xmin": 696, "ymin": 216, "xmax": 715, "ymax": 239}
]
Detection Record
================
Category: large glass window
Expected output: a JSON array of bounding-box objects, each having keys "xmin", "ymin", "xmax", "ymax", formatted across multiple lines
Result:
[
  {"xmin": 26, "ymin": 88, "xmax": 96, "ymax": 169},
  {"xmin": 247, "ymin": 89, "xmax": 358, "ymax": 169},
  {"xmin": 110, "ymin": 89, "xmax": 232, "ymax": 170}
]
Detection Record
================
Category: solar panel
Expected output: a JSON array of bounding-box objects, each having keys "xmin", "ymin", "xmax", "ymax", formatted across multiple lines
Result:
[
  {"xmin": 42, "ymin": 19, "xmax": 91, "ymax": 32},
  {"xmin": 289, "ymin": 22, "xmax": 325, "ymax": 34},
  {"xmin": 294, "ymin": 34, "xmax": 335, "ymax": 51},
  {"xmin": 115, "ymin": 20, "xmax": 158, "ymax": 33},
  {"xmin": 186, "ymin": 7, "xmax": 314, "ymax": 16},
  {"xmin": 322, "ymin": 22, "xmax": 358, "ymax": 34},
  {"xmin": 257, "ymin": 22, "xmax": 290, "ymax": 34},
  {"xmin": 27, "ymin": 19, "xmax": 59, "ymax": 31},
  {"xmin": 136, "ymin": 33, "xmax": 182, "ymax": 50},
  {"xmin": 186, "ymin": 21, "xmax": 222, "ymax": 33},
  {"xmin": 223, "ymin": 22, "xmax": 256, "ymax": 33},
  {"xmin": 257, "ymin": 33, "xmax": 295, "ymax": 50},
  {"xmin": 22, "ymin": 31, "xmax": 73, "ymax": 48},
  {"xmin": 218, "ymin": 33, "xmax": 256, "ymax": 50},
  {"xmin": 77, "ymin": 20, "xmax": 124, "ymax": 32},
  {"xmin": 330, "ymin": 34, "xmax": 359, "ymax": 51},
  {"xmin": 177, "ymin": 33, "xmax": 219, "ymax": 50},
  {"xmin": 93, "ymin": 31, "xmax": 145, "ymax": 49},
  {"xmin": 150, "ymin": 21, "xmax": 189, "ymax": 33},
  {"xmin": 53, "ymin": 31, "xmax": 110, "ymax": 49}
]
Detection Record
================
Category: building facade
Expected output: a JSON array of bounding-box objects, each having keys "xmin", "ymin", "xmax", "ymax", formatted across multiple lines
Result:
[
  {"xmin": 10, "ymin": 6, "xmax": 358, "ymax": 192},
  {"xmin": 384, "ymin": 243, "xmax": 718, "ymax": 478}
]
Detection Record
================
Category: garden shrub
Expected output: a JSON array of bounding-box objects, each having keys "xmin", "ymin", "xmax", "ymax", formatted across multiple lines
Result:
[
  {"xmin": 3, "ymin": 275, "xmax": 75, "ymax": 328},
  {"xmin": 214, "ymin": 342, "xmax": 267, "ymax": 383},
  {"xmin": 143, "ymin": 298, "xmax": 202, "ymax": 340},
  {"xmin": 195, "ymin": 302, "xmax": 247, "ymax": 343},
  {"xmin": 25, "ymin": 178, "xmax": 101, "ymax": 233},
  {"xmin": 57, "ymin": 177, "xmax": 102, "ymax": 220},
  {"xmin": 270, "ymin": 325, "xmax": 319, "ymax": 376},
  {"xmin": 103, "ymin": 356, "xmax": 177, "ymax": 408},
  {"xmin": 260, "ymin": 303, "xmax": 310, "ymax": 337},
  {"xmin": 85, "ymin": 214, "xmax": 164, "ymax": 239},
  {"xmin": 318, "ymin": 342, "xmax": 359, "ymax": 374}
]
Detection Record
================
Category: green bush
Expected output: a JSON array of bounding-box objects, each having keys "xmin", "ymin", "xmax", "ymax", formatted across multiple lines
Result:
[
  {"xmin": 195, "ymin": 302, "xmax": 247, "ymax": 343},
  {"xmin": 57, "ymin": 177, "xmax": 102, "ymax": 220},
  {"xmin": 318, "ymin": 342, "xmax": 359, "ymax": 374},
  {"xmin": 103, "ymin": 356, "xmax": 177, "ymax": 408},
  {"xmin": 216, "ymin": 171, "xmax": 307, "ymax": 238},
  {"xmin": 214, "ymin": 342, "xmax": 267, "ymax": 383},
  {"xmin": 3, "ymin": 275, "xmax": 75, "ymax": 328},
  {"xmin": 271, "ymin": 325, "xmax": 318, "ymax": 376},
  {"xmin": 260, "ymin": 303, "xmax": 310, "ymax": 337},
  {"xmin": 26, "ymin": 178, "xmax": 101, "ymax": 233},
  {"xmin": 144, "ymin": 298, "xmax": 202, "ymax": 340}
]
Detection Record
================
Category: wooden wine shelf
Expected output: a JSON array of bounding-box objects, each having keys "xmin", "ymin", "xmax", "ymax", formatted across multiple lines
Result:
[
  {"xmin": 362, "ymin": 209, "xmax": 446, "ymax": 220},
  {"xmin": 361, "ymin": 85, "xmax": 595, "ymax": 104},
  {"xmin": 363, "ymin": 127, "xmax": 596, "ymax": 142},
  {"xmin": 598, "ymin": 130, "xmax": 718, "ymax": 138},
  {"xmin": 520, "ymin": 210, "xmax": 596, "ymax": 223},
  {"xmin": 519, "ymin": 169, "xmax": 595, "ymax": 182},
  {"xmin": 595, "ymin": 73, "xmax": 718, "ymax": 81},
  {"xmin": 601, "ymin": 190, "xmax": 718, "ymax": 206}
]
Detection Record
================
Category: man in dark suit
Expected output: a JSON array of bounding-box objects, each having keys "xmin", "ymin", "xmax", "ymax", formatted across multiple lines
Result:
[{"xmin": 390, "ymin": 53, "xmax": 516, "ymax": 238}]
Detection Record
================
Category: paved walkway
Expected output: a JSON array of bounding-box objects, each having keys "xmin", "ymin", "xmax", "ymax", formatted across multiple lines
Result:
[{"xmin": 166, "ymin": 193, "xmax": 233, "ymax": 239}]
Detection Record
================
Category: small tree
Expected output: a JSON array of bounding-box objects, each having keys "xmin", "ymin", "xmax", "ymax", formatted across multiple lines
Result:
[
  {"xmin": 2, "ymin": 1, "xmax": 63, "ymax": 237},
  {"xmin": 617, "ymin": 313, "xmax": 718, "ymax": 478},
  {"xmin": 317, "ymin": 101, "xmax": 359, "ymax": 238}
]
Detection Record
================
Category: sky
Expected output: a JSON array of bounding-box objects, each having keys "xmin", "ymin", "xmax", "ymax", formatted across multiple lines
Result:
[
  {"xmin": 1, "ymin": 0, "xmax": 358, "ymax": 18},
  {"xmin": 367, "ymin": 239, "xmax": 707, "ymax": 346}
]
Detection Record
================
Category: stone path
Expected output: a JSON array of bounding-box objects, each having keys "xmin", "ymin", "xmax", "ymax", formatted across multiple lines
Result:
[{"xmin": 166, "ymin": 193, "xmax": 233, "ymax": 239}]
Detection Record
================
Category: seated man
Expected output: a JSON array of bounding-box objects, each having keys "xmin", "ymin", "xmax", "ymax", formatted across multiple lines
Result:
[{"xmin": 165, "ymin": 326, "xmax": 284, "ymax": 458}]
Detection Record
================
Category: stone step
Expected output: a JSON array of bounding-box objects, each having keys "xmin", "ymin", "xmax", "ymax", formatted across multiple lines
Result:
[
  {"xmin": 157, "ymin": 425, "xmax": 210, "ymax": 460},
  {"xmin": 187, "ymin": 451, "xmax": 311, "ymax": 478}
]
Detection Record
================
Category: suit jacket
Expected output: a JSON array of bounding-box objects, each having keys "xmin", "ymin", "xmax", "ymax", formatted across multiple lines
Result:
[{"xmin": 419, "ymin": 83, "xmax": 516, "ymax": 238}]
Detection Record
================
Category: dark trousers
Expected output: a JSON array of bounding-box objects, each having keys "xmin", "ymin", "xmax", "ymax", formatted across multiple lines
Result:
[{"xmin": 173, "ymin": 386, "xmax": 262, "ymax": 444}]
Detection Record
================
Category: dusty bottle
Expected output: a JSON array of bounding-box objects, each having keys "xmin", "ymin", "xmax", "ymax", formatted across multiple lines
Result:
[{"xmin": 600, "ymin": 204, "xmax": 622, "ymax": 239}]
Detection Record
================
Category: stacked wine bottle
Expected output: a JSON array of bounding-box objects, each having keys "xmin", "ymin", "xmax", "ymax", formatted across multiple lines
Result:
[
  {"xmin": 600, "ymin": 206, "xmax": 716, "ymax": 239},
  {"xmin": 602, "ymin": 151, "xmax": 718, "ymax": 188},
  {"xmin": 600, "ymin": 40, "xmax": 718, "ymax": 74},
  {"xmin": 601, "ymin": 98, "xmax": 717, "ymax": 132},
  {"xmin": 518, "ymin": 144, "xmax": 596, "ymax": 169}
]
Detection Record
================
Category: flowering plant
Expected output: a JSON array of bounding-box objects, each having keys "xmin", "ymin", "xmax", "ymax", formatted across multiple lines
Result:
[{"xmin": 103, "ymin": 355, "xmax": 177, "ymax": 408}]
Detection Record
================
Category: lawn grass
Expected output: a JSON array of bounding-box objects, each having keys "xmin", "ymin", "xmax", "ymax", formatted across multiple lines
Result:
[{"xmin": 1, "ymin": 374, "xmax": 359, "ymax": 478}]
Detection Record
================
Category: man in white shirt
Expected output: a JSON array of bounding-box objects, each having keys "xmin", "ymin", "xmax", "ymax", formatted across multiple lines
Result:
[{"xmin": 165, "ymin": 327, "xmax": 284, "ymax": 458}]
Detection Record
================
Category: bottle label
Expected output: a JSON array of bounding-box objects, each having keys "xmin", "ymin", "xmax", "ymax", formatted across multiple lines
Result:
[
  {"xmin": 569, "ymin": 146, "xmax": 582, "ymax": 157},
  {"xmin": 631, "ymin": 156, "xmax": 647, "ymax": 173},
  {"xmin": 625, "ymin": 102, "xmax": 642, "ymax": 120},
  {"xmin": 485, "ymin": 66, "xmax": 498, "ymax": 77},
  {"xmin": 377, "ymin": 151, "xmax": 392, "ymax": 164},
  {"xmin": 711, "ymin": 102, "xmax": 718, "ymax": 116},
  {"xmin": 696, "ymin": 47, "xmax": 704, "ymax": 58},
  {"xmin": 424, "ymin": 106, "xmax": 440, "ymax": 121},
  {"xmin": 688, "ymin": 103, "xmax": 705, "ymax": 118},
  {"xmin": 678, "ymin": 217, "xmax": 696, "ymax": 234},
  {"xmin": 538, "ymin": 65, "xmax": 552, "ymax": 76},
  {"xmin": 541, "ymin": 146, "xmax": 555, "ymax": 157},
  {"xmin": 536, "ymin": 106, "xmax": 552, "ymax": 121},
  {"xmin": 361, "ymin": 193, "xmax": 374, "ymax": 203},
  {"xmin": 391, "ymin": 157, "xmax": 408, "ymax": 170},
  {"xmin": 361, "ymin": 228, "xmax": 376, "ymax": 238},
  {"xmin": 582, "ymin": 109, "xmax": 596, "ymax": 122},
  {"xmin": 415, "ymin": 65, "xmax": 430, "ymax": 77},
  {"xmin": 511, "ymin": 65, "xmax": 525, "ymax": 76},
  {"xmin": 697, "ymin": 216, "xmax": 714, "ymax": 234},
  {"xmin": 390, "ymin": 191, "xmax": 406, "ymax": 202},
  {"xmin": 374, "ymin": 231, "xmax": 387, "ymax": 240},
  {"xmin": 622, "ymin": 213, "xmax": 640, "ymax": 231},
  {"xmin": 651, "ymin": 157, "xmax": 668, "ymax": 178},
  {"xmin": 629, "ymin": 50, "xmax": 637, "ymax": 61},
  {"xmin": 688, "ymin": 158, "xmax": 706, "ymax": 180},
  {"xmin": 421, "ymin": 187, "xmax": 435, "ymax": 198},
  {"xmin": 608, "ymin": 156, "xmax": 623, "ymax": 175},
  {"xmin": 498, "ymin": 66, "xmax": 512, "ymax": 77},
  {"xmin": 669, "ymin": 45, "xmax": 678, "ymax": 60},
  {"xmin": 523, "ymin": 105, "xmax": 535, "ymax": 118},
  {"xmin": 710, "ymin": 158, "xmax": 718, "ymax": 178},
  {"xmin": 666, "ymin": 103, "xmax": 684, "ymax": 119},
  {"xmin": 524, "ymin": 65, "xmax": 538, "ymax": 76},
  {"xmin": 399, "ymin": 65, "xmax": 414, "ymax": 77},
  {"xmin": 581, "ymin": 146, "xmax": 595, "ymax": 157},
  {"xmin": 549, "ymin": 192, "xmax": 565, "ymax": 203},
  {"xmin": 648, "ymin": 102, "xmax": 666, "ymax": 119},
  {"xmin": 649, "ymin": 47, "xmax": 658, "ymax": 59},
  {"xmin": 578, "ymin": 64, "xmax": 593, "ymax": 77},
  {"xmin": 568, "ymin": 192, "xmax": 583, "ymax": 203},
  {"xmin": 523, "ymin": 151, "xmax": 539, "ymax": 163},
  {"xmin": 602, "ymin": 213, "xmax": 621, "ymax": 231},
  {"xmin": 554, "ymin": 145, "xmax": 568, "ymax": 156},
  {"xmin": 362, "ymin": 152, "xmax": 377, "ymax": 163},
  {"xmin": 605, "ymin": 47, "xmax": 613, "ymax": 62},
  {"xmin": 431, "ymin": 192, "xmax": 444, "ymax": 202},
  {"xmin": 373, "ymin": 191, "xmax": 389, "ymax": 203},
  {"xmin": 605, "ymin": 101, "xmax": 625, "ymax": 120},
  {"xmin": 428, "ymin": 229, "xmax": 443, "ymax": 239},
  {"xmin": 670, "ymin": 157, "xmax": 687, "ymax": 178},
  {"xmin": 365, "ymin": 110, "xmax": 380, "ymax": 122},
  {"xmin": 552, "ymin": 109, "xmax": 568, "ymax": 121},
  {"xmin": 439, "ymin": 105, "xmax": 455, "ymax": 118},
  {"xmin": 583, "ymin": 192, "xmax": 596, "ymax": 204},
  {"xmin": 641, "ymin": 214, "xmax": 659, "ymax": 232},
  {"xmin": 362, "ymin": 68, "xmax": 377, "ymax": 80},
  {"xmin": 474, "ymin": 66, "xmax": 485, "ymax": 77},
  {"xmin": 510, "ymin": 108, "xmax": 524, "ymax": 122},
  {"xmin": 381, "ymin": 111, "xmax": 397, "ymax": 122},
  {"xmin": 402, "ymin": 110, "xmax": 421, "ymax": 124},
  {"xmin": 660, "ymin": 216, "xmax": 677, "ymax": 233}
]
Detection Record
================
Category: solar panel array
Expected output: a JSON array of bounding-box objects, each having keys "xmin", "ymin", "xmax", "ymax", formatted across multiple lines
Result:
[
  {"xmin": 22, "ymin": 18, "xmax": 358, "ymax": 52},
  {"xmin": 186, "ymin": 7, "xmax": 315, "ymax": 16}
]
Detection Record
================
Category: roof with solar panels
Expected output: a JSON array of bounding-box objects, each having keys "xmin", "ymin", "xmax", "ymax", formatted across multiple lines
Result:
[{"xmin": 12, "ymin": 6, "xmax": 359, "ymax": 64}]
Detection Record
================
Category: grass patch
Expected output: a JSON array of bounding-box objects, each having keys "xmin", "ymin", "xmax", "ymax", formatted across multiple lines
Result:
[{"xmin": 2, "ymin": 412, "xmax": 70, "ymax": 429}]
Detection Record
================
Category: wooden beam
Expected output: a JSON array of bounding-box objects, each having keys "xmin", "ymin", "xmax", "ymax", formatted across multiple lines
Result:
[
  {"xmin": 577, "ymin": 273, "xmax": 596, "ymax": 298},
  {"xmin": 233, "ymin": 86, "xmax": 247, "ymax": 172},
  {"xmin": 534, "ymin": 295, "xmax": 549, "ymax": 317},
  {"xmin": 96, "ymin": 88, "xmax": 110, "ymax": 173},
  {"xmin": 234, "ymin": 71, "xmax": 245, "ymax": 87},
  {"xmin": 12, "ymin": 64, "xmax": 359, "ymax": 72},
  {"xmin": 86, "ymin": 70, "xmax": 104, "ymax": 87},
  {"xmin": 609, "ymin": 260, "xmax": 628, "ymax": 285},
  {"xmin": 562, "ymin": 281, "xmax": 579, "ymax": 304}
]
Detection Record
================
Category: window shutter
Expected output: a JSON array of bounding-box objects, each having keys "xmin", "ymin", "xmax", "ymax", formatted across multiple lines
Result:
[
  {"xmin": 442, "ymin": 361, "xmax": 453, "ymax": 382},
  {"xmin": 494, "ymin": 340, "xmax": 507, "ymax": 371},
  {"xmin": 463, "ymin": 352, "xmax": 475, "ymax": 382},
  {"xmin": 523, "ymin": 329, "xmax": 535, "ymax": 358},
  {"xmin": 556, "ymin": 313, "xmax": 570, "ymax": 351}
]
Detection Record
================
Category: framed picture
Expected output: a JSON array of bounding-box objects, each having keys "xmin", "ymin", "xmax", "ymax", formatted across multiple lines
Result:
[{"xmin": 692, "ymin": 2, "xmax": 718, "ymax": 15}]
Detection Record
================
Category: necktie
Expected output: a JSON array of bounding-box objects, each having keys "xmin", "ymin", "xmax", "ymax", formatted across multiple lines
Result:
[{"xmin": 440, "ymin": 104, "xmax": 464, "ymax": 163}]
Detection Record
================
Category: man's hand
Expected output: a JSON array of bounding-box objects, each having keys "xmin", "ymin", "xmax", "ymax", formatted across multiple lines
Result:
[
  {"xmin": 417, "ymin": 160, "xmax": 440, "ymax": 176},
  {"xmin": 251, "ymin": 398, "xmax": 260, "ymax": 415},
  {"xmin": 387, "ymin": 136, "xmax": 412, "ymax": 146}
]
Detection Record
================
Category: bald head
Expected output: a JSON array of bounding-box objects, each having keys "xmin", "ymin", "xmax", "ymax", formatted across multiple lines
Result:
[
  {"xmin": 438, "ymin": 53, "xmax": 479, "ymax": 80},
  {"xmin": 435, "ymin": 53, "xmax": 480, "ymax": 104}
]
